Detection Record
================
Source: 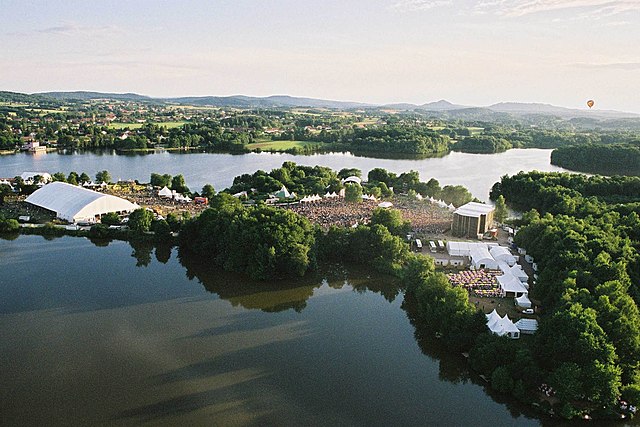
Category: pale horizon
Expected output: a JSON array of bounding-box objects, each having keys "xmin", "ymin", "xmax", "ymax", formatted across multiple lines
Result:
[{"xmin": 2, "ymin": 0, "xmax": 639, "ymax": 113}]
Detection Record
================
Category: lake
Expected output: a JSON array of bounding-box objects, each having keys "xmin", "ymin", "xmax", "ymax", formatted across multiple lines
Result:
[
  {"xmin": 0, "ymin": 149, "xmax": 570, "ymax": 201},
  {"xmin": 0, "ymin": 235, "xmax": 542, "ymax": 426}
]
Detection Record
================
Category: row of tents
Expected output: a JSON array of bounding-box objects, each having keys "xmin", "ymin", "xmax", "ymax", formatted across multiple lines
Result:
[
  {"xmin": 486, "ymin": 309, "xmax": 538, "ymax": 339},
  {"xmin": 158, "ymin": 186, "xmax": 192, "ymax": 203}
]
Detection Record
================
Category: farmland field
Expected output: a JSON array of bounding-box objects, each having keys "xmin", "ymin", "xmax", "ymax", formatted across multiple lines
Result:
[{"xmin": 247, "ymin": 139, "xmax": 318, "ymax": 151}]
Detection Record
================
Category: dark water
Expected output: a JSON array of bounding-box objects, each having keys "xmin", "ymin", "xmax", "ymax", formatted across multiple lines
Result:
[
  {"xmin": 0, "ymin": 149, "xmax": 570, "ymax": 201},
  {"xmin": 0, "ymin": 235, "xmax": 542, "ymax": 426}
]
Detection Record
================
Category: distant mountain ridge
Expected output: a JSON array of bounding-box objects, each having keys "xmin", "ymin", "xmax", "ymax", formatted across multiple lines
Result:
[{"xmin": 16, "ymin": 90, "xmax": 639, "ymax": 119}]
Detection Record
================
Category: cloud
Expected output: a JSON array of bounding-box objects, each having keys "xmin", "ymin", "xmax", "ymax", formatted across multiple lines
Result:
[
  {"xmin": 475, "ymin": 0, "xmax": 640, "ymax": 18},
  {"xmin": 391, "ymin": 0, "xmax": 452, "ymax": 12},
  {"xmin": 570, "ymin": 62, "xmax": 640, "ymax": 70},
  {"xmin": 7, "ymin": 22, "xmax": 122, "ymax": 37}
]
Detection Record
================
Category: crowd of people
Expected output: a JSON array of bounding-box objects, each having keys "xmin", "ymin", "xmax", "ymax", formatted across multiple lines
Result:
[
  {"xmin": 393, "ymin": 198, "xmax": 453, "ymax": 235},
  {"xmin": 107, "ymin": 185, "xmax": 208, "ymax": 218},
  {"xmin": 446, "ymin": 269, "xmax": 502, "ymax": 298},
  {"xmin": 285, "ymin": 198, "xmax": 378, "ymax": 228}
]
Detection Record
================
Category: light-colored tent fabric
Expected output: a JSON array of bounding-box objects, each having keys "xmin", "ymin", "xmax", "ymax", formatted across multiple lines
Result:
[
  {"xmin": 342, "ymin": 176, "xmax": 362, "ymax": 185},
  {"xmin": 377, "ymin": 201, "xmax": 393, "ymax": 208},
  {"xmin": 486, "ymin": 312, "xmax": 520, "ymax": 339},
  {"xmin": 515, "ymin": 294, "xmax": 532, "ymax": 308},
  {"xmin": 490, "ymin": 246, "xmax": 517, "ymax": 266},
  {"xmin": 21, "ymin": 172, "xmax": 52, "ymax": 183},
  {"xmin": 158, "ymin": 186, "xmax": 172, "ymax": 197},
  {"xmin": 515, "ymin": 319, "xmax": 538, "ymax": 335},
  {"xmin": 498, "ymin": 272, "xmax": 528, "ymax": 296},
  {"xmin": 511, "ymin": 264, "xmax": 529, "ymax": 282},
  {"xmin": 470, "ymin": 245, "xmax": 497, "ymax": 270},
  {"xmin": 275, "ymin": 185, "xmax": 292, "ymax": 199},
  {"xmin": 25, "ymin": 181, "xmax": 138, "ymax": 223}
]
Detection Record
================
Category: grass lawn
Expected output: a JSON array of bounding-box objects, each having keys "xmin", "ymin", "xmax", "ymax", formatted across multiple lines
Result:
[
  {"xmin": 468, "ymin": 127, "xmax": 484, "ymax": 135},
  {"xmin": 109, "ymin": 121, "xmax": 187, "ymax": 130},
  {"xmin": 248, "ymin": 139, "xmax": 317, "ymax": 151}
]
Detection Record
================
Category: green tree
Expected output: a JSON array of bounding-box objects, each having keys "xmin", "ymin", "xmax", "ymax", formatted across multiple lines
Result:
[
  {"xmin": 201, "ymin": 184, "xmax": 216, "ymax": 199},
  {"xmin": 171, "ymin": 174, "xmax": 189, "ymax": 193},
  {"xmin": 494, "ymin": 195, "xmax": 508, "ymax": 224},
  {"xmin": 67, "ymin": 171, "xmax": 79, "ymax": 185},
  {"xmin": 79, "ymin": 172, "xmax": 91, "ymax": 184},
  {"xmin": 491, "ymin": 366, "xmax": 515, "ymax": 393},
  {"xmin": 370, "ymin": 207, "xmax": 410, "ymax": 236},
  {"xmin": 96, "ymin": 170, "xmax": 111, "ymax": 184},
  {"xmin": 100, "ymin": 212, "xmax": 121, "ymax": 226},
  {"xmin": 150, "ymin": 173, "xmax": 172, "ymax": 188},
  {"xmin": 344, "ymin": 184, "xmax": 363, "ymax": 203},
  {"xmin": 52, "ymin": 172, "xmax": 67, "ymax": 182},
  {"xmin": 0, "ymin": 184, "xmax": 13, "ymax": 205},
  {"xmin": 128, "ymin": 209, "xmax": 153, "ymax": 233}
]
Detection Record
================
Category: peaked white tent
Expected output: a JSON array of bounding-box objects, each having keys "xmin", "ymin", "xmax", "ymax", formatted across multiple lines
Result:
[
  {"xmin": 378, "ymin": 201, "xmax": 393, "ymax": 208},
  {"xmin": 158, "ymin": 186, "xmax": 172, "ymax": 197},
  {"xmin": 25, "ymin": 182, "xmax": 139, "ymax": 223},
  {"xmin": 275, "ymin": 185, "xmax": 292, "ymax": 199},
  {"xmin": 342, "ymin": 176, "xmax": 362, "ymax": 185},
  {"xmin": 486, "ymin": 311, "xmax": 520, "ymax": 339},
  {"xmin": 515, "ymin": 294, "xmax": 532, "ymax": 309}
]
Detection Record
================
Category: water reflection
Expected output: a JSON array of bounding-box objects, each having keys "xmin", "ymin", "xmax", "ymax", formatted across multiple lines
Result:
[{"xmin": 178, "ymin": 250, "xmax": 400, "ymax": 313}]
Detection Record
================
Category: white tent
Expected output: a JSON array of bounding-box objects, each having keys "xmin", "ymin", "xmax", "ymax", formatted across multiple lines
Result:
[
  {"xmin": 377, "ymin": 201, "xmax": 393, "ymax": 208},
  {"xmin": 21, "ymin": 172, "xmax": 52, "ymax": 184},
  {"xmin": 470, "ymin": 245, "xmax": 497, "ymax": 270},
  {"xmin": 510, "ymin": 264, "xmax": 529, "ymax": 282},
  {"xmin": 158, "ymin": 186, "xmax": 172, "ymax": 197},
  {"xmin": 490, "ymin": 246, "xmax": 517, "ymax": 266},
  {"xmin": 515, "ymin": 294, "xmax": 532, "ymax": 309},
  {"xmin": 342, "ymin": 176, "xmax": 362, "ymax": 185},
  {"xmin": 486, "ymin": 311, "xmax": 520, "ymax": 339},
  {"xmin": 275, "ymin": 185, "xmax": 292, "ymax": 199},
  {"xmin": 515, "ymin": 319, "xmax": 538, "ymax": 335},
  {"xmin": 25, "ymin": 181, "xmax": 139, "ymax": 223},
  {"xmin": 498, "ymin": 272, "xmax": 528, "ymax": 297},
  {"xmin": 447, "ymin": 203, "xmax": 456, "ymax": 211}
]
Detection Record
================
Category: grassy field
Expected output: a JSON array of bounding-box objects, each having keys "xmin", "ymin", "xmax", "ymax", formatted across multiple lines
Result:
[
  {"xmin": 247, "ymin": 139, "xmax": 317, "ymax": 151},
  {"xmin": 468, "ymin": 127, "xmax": 484, "ymax": 135},
  {"xmin": 109, "ymin": 121, "xmax": 187, "ymax": 130}
]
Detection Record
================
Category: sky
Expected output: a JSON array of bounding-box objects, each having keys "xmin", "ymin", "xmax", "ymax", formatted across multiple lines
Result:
[{"xmin": 1, "ymin": 0, "xmax": 639, "ymax": 112}]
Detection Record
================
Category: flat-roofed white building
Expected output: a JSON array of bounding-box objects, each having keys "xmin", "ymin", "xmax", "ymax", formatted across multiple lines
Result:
[{"xmin": 26, "ymin": 182, "xmax": 139, "ymax": 223}]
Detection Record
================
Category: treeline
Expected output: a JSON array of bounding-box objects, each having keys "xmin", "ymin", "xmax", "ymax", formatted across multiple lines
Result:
[
  {"xmin": 487, "ymin": 171, "xmax": 640, "ymax": 417},
  {"xmin": 490, "ymin": 171, "xmax": 640, "ymax": 214},
  {"xmin": 551, "ymin": 144, "xmax": 640, "ymax": 176},
  {"xmin": 227, "ymin": 162, "xmax": 473, "ymax": 207},
  {"xmin": 452, "ymin": 135, "xmax": 512, "ymax": 153}
]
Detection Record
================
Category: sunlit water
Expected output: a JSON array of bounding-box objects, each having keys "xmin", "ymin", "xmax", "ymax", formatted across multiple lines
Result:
[
  {"xmin": 0, "ymin": 149, "xmax": 570, "ymax": 201},
  {"xmin": 0, "ymin": 235, "xmax": 543, "ymax": 426}
]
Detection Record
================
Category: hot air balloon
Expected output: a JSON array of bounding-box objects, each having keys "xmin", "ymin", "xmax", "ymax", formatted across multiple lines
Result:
[{"xmin": 587, "ymin": 100, "xmax": 594, "ymax": 109}]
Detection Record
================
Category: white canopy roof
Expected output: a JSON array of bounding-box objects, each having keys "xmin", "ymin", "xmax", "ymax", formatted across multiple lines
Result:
[
  {"xmin": 511, "ymin": 264, "xmax": 529, "ymax": 282},
  {"xmin": 26, "ymin": 182, "xmax": 138, "ymax": 223},
  {"xmin": 515, "ymin": 294, "xmax": 532, "ymax": 308},
  {"xmin": 377, "ymin": 201, "xmax": 393, "ymax": 208},
  {"xmin": 486, "ymin": 311, "xmax": 520, "ymax": 338},
  {"xmin": 490, "ymin": 246, "xmax": 517, "ymax": 266},
  {"xmin": 158, "ymin": 186, "xmax": 172, "ymax": 197},
  {"xmin": 498, "ymin": 272, "xmax": 528, "ymax": 295},
  {"xmin": 454, "ymin": 201, "xmax": 494, "ymax": 218},
  {"xmin": 343, "ymin": 176, "xmax": 362, "ymax": 185},
  {"xmin": 470, "ymin": 245, "xmax": 497, "ymax": 269},
  {"xmin": 515, "ymin": 318, "xmax": 538, "ymax": 333}
]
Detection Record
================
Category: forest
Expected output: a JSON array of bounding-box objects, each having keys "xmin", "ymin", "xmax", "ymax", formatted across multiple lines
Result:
[{"xmin": 551, "ymin": 143, "xmax": 640, "ymax": 176}]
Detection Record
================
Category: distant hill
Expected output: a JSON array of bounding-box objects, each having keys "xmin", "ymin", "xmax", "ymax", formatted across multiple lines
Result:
[
  {"xmin": 15, "ymin": 90, "xmax": 638, "ymax": 119},
  {"xmin": 167, "ymin": 94, "xmax": 372, "ymax": 109},
  {"xmin": 420, "ymin": 99, "xmax": 468, "ymax": 111},
  {"xmin": 488, "ymin": 102, "xmax": 639, "ymax": 119},
  {"xmin": 38, "ymin": 91, "xmax": 153, "ymax": 101}
]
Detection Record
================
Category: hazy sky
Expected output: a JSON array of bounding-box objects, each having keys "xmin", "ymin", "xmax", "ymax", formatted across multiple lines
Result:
[{"xmin": 2, "ymin": 0, "xmax": 639, "ymax": 112}]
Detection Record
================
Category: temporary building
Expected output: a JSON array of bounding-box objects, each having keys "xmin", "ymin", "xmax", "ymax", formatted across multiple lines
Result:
[
  {"xmin": 25, "ymin": 181, "xmax": 139, "ymax": 223},
  {"xmin": 510, "ymin": 264, "xmax": 529, "ymax": 282},
  {"xmin": 21, "ymin": 172, "xmax": 52, "ymax": 184},
  {"xmin": 498, "ymin": 272, "xmax": 528, "ymax": 297},
  {"xmin": 470, "ymin": 244, "xmax": 497, "ymax": 270},
  {"xmin": 274, "ymin": 185, "xmax": 292, "ymax": 199},
  {"xmin": 515, "ymin": 319, "xmax": 538, "ymax": 335},
  {"xmin": 342, "ymin": 176, "xmax": 362, "ymax": 185},
  {"xmin": 515, "ymin": 294, "xmax": 532, "ymax": 309},
  {"xmin": 489, "ymin": 246, "xmax": 517, "ymax": 266},
  {"xmin": 158, "ymin": 186, "xmax": 172, "ymax": 197},
  {"xmin": 486, "ymin": 310, "xmax": 520, "ymax": 339}
]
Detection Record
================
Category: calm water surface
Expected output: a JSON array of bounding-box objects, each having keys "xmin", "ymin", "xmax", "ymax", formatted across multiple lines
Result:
[
  {"xmin": 0, "ymin": 149, "xmax": 570, "ymax": 201},
  {"xmin": 0, "ymin": 235, "xmax": 542, "ymax": 426}
]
